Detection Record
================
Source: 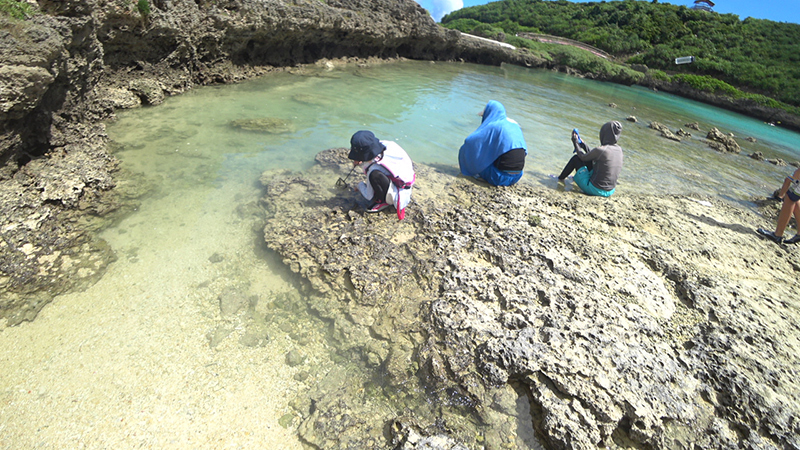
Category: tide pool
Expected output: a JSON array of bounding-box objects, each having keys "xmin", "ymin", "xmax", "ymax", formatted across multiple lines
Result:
[{"xmin": 1, "ymin": 60, "xmax": 797, "ymax": 449}]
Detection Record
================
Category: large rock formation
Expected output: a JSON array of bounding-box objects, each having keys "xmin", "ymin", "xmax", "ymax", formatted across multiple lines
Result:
[
  {"xmin": 1, "ymin": 9, "xmax": 118, "ymax": 324},
  {"xmin": 0, "ymin": 0, "xmax": 532, "ymax": 324},
  {"xmin": 259, "ymin": 148, "xmax": 800, "ymax": 449},
  {"xmin": 92, "ymin": 0, "xmax": 533, "ymax": 100}
]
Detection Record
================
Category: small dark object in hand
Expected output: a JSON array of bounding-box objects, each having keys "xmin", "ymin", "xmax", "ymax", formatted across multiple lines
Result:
[{"xmin": 772, "ymin": 189, "xmax": 782, "ymax": 201}]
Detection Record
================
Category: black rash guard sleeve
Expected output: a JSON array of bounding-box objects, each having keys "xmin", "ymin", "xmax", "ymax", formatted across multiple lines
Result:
[{"xmin": 493, "ymin": 148, "xmax": 526, "ymax": 171}]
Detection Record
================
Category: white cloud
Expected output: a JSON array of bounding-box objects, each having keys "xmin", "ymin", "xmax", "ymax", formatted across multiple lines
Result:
[{"xmin": 430, "ymin": 0, "xmax": 464, "ymax": 22}]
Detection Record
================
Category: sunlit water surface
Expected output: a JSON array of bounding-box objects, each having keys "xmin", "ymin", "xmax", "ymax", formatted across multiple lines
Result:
[{"xmin": 1, "ymin": 61, "xmax": 798, "ymax": 449}]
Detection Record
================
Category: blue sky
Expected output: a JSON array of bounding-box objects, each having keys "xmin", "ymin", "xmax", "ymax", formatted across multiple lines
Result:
[{"xmin": 415, "ymin": 0, "xmax": 800, "ymax": 24}]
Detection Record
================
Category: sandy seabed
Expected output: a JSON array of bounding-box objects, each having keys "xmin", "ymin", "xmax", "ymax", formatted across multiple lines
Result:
[{"xmin": 0, "ymin": 180, "xmax": 318, "ymax": 449}]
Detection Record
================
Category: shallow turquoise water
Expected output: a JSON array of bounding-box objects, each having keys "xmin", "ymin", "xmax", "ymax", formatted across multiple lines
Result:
[
  {"xmin": 110, "ymin": 61, "xmax": 800, "ymax": 206},
  {"xmin": 3, "ymin": 60, "xmax": 798, "ymax": 448}
]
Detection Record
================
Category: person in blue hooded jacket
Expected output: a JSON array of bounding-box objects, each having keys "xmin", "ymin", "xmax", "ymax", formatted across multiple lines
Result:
[{"xmin": 458, "ymin": 100, "xmax": 527, "ymax": 186}]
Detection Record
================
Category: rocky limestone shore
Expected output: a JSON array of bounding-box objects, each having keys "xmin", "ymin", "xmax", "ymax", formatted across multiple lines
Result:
[
  {"xmin": 2, "ymin": 1, "xmax": 800, "ymax": 448},
  {"xmin": 3, "ymin": 0, "xmax": 798, "ymax": 326},
  {"xmin": 259, "ymin": 148, "xmax": 799, "ymax": 449},
  {"xmin": 0, "ymin": 0, "xmax": 533, "ymax": 324}
]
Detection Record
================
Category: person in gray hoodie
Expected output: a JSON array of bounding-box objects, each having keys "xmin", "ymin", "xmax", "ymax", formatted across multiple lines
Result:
[{"xmin": 557, "ymin": 121, "xmax": 623, "ymax": 197}]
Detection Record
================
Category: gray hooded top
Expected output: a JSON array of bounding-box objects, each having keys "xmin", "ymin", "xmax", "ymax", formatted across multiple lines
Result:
[{"xmin": 575, "ymin": 121, "xmax": 624, "ymax": 191}]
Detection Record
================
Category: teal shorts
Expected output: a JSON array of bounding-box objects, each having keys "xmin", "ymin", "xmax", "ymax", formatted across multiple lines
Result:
[{"xmin": 574, "ymin": 167, "xmax": 615, "ymax": 197}]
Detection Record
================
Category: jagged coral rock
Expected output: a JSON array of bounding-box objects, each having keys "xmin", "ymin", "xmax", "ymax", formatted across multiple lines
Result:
[{"xmin": 260, "ymin": 148, "xmax": 800, "ymax": 450}]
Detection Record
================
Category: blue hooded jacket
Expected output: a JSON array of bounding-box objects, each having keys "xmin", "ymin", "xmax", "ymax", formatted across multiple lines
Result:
[{"xmin": 458, "ymin": 100, "xmax": 527, "ymax": 177}]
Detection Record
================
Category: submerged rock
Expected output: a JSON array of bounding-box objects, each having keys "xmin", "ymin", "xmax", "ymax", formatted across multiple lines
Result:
[
  {"xmin": 218, "ymin": 287, "xmax": 249, "ymax": 317},
  {"xmin": 292, "ymin": 93, "xmax": 332, "ymax": 107},
  {"xmin": 285, "ymin": 349, "xmax": 306, "ymax": 367},
  {"xmin": 260, "ymin": 148, "xmax": 800, "ymax": 450},
  {"xmin": 229, "ymin": 118, "xmax": 296, "ymax": 134},
  {"xmin": 766, "ymin": 158, "xmax": 787, "ymax": 166},
  {"xmin": 649, "ymin": 121, "xmax": 681, "ymax": 141},
  {"xmin": 207, "ymin": 324, "xmax": 234, "ymax": 349}
]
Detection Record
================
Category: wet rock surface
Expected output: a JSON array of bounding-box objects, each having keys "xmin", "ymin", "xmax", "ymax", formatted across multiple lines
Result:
[
  {"xmin": 260, "ymin": 148, "xmax": 800, "ymax": 449},
  {"xmin": 648, "ymin": 121, "xmax": 681, "ymax": 142},
  {"xmin": 0, "ymin": 117, "xmax": 140, "ymax": 324},
  {"xmin": 706, "ymin": 127, "xmax": 742, "ymax": 154}
]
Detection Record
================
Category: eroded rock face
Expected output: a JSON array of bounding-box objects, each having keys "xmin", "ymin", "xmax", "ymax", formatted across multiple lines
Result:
[
  {"xmin": 0, "ymin": 124, "xmax": 125, "ymax": 325},
  {"xmin": 0, "ymin": 0, "xmax": 532, "ymax": 323},
  {"xmin": 260, "ymin": 148, "xmax": 800, "ymax": 450},
  {"xmin": 0, "ymin": 10, "xmax": 117, "ymax": 325},
  {"xmin": 92, "ymin": 0, "xmax": 534, "ymax": 99}
]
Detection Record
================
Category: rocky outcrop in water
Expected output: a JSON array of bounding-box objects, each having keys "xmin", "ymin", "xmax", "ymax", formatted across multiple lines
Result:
[
  {"xmin": 648, "ymin": 121, "xmax": 681, "ymax": 142},
  {"xmin": 0, "ymin": 125, "xmax": 122, "ymax": 325},
  {"xmin": 260, "ymin": 148, "xmax": 800, "ymax": 450},
  {"xmin": 706, "ymin": 127, "xmax": 742, "ymax": 154}
]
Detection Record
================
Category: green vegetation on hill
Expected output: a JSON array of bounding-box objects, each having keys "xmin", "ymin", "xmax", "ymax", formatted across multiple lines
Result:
[
  {"xmin": 442, "ymin": 0, "xmax": 800, "ymax": 109},
  {"xmin": 0, "ymin": 0, "xmax": 34, "ymax": 19}
]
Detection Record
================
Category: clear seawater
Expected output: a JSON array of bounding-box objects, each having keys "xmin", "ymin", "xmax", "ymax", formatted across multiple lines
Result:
[
  {"xmin": 110, "ymin": 60, "xmax": 799, "ymax": 208},
  {"xmin": 1, "ymin": 60, "xmax": 798, "ymax": 448}
]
